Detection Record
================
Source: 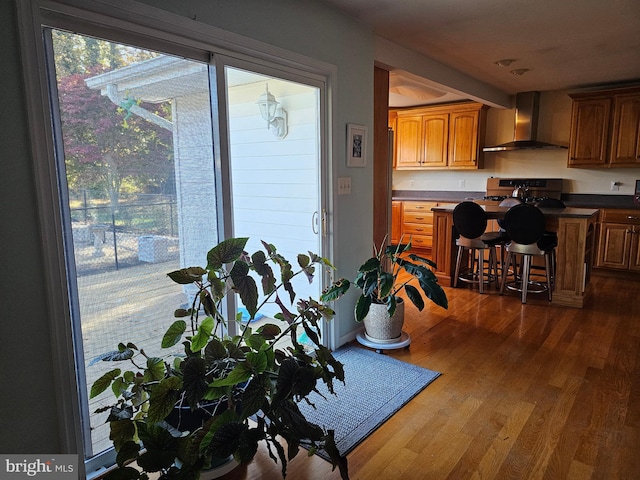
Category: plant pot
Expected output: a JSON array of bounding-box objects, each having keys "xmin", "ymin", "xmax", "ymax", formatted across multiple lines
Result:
[{"xmin": 363, "ymin": 298, "xmax": 405, "ymax": 343}]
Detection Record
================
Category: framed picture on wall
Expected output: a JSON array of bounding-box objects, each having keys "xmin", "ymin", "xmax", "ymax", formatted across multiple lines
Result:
[{"xmin": 346, "ymin": 123, "xmax": 367, "ymax": 167}]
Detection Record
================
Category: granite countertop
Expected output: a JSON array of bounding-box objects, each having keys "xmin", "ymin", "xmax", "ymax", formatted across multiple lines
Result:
[
  {"xmin": 432, "ymin": 203, "xmax": 599, "ymax": 218},
  {"xmin": 392, "ymin": 190, "xmax": 640, "ymax": 210}
]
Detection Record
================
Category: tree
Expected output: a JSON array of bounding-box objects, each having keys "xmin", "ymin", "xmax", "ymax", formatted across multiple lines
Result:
[{"xmin": 52, "ymin": 30, "xmax": 174, "ymax": 204}]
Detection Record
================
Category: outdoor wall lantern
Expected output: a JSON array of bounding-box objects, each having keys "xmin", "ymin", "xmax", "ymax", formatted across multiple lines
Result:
[{"xmin": 256, "ymin": 84, "xmax": 288, "ymax": 139}]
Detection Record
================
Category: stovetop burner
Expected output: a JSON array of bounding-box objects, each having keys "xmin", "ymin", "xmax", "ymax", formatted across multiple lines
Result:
[{"xmin": 483, "ymin": 195, "xmax": 508, "ymax": 201}]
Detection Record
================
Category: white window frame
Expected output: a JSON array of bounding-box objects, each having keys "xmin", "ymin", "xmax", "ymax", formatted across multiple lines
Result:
[{"xmin": 16, "ymin": 1, "xmax": 337, "ymax": 477}]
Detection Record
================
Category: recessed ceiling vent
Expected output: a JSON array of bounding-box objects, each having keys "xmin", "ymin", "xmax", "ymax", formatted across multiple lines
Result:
[{"xmin": 483, "ymin": 91, "xmax": 568, "ymax": 152}]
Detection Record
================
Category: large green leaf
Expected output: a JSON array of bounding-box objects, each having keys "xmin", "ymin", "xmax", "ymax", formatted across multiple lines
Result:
[
  {"xmin": 143, "ymin": 357, "xmax": 165, "ymax": 383},
  {"xmin": 359, "ymin": 257, "xmax": 380, "ymax": 273},
  {"xmin": 404, "ymin": 284, "xmax": 425, "ymax": 311},
  {"xmin": 377, "ymin": 271, "xmax": 394, "ymax": 299},
  {"xmin": 190, "ymin": 316, "xmax": 214, "ymax": 352},
  {"xmin": 91, "ymin": 369, "xmax": 121, "ymax": 398},
  {"xmin": 136, "ymin": 423, "xmax": 179, "ymax": 472},
  {"xmin": 206, "ymin": 237, "xmax": 249, "ymax": 270},
  {"xmin": 211, "ymin": 363, "xmax": 252, "ymax": 387},
  {"xmin": 239, "ymin": 378, "xmax": 268, "ymax": 418},
  {"xmin": 181, "ymin": 356, "xmax": 208, "ymax": 409},
  {"xmin": 147, "ymin": 376, "xmax": 182, "ymax": 423}
]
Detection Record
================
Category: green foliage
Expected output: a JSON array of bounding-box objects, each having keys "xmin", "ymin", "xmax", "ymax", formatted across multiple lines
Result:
[
  {"xmin": 321, "ymin": 236, "xmax": 448, "ymax": 322},
  {"xmin": 92, "ymin": 238, "xmax": 349, "ymax": 479}
]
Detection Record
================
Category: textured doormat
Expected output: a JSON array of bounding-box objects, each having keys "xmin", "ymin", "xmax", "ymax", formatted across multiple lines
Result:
[{"xmin": 298, "ymin": 343, "xmax": 441, "ymax": 460}]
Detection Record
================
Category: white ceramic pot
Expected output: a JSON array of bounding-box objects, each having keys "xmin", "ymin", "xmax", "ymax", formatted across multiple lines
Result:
[{"xmin": 363, "ymin": 297, "xmax": 405, "ymax": 343}]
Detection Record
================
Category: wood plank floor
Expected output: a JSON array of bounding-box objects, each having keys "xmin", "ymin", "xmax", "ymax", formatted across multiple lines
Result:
[{"xmin": 220, "ymin": 272, "xmax": 640, "ymax": 480}]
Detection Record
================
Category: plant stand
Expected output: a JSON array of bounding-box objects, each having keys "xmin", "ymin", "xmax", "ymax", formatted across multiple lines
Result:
[
  {"xmin": 356, "ymin": 329, "xmax": 411, "ymax": 354},
  {"xmin": 199, "ymin": 456, "xmax": 239, "ymax": 479}
]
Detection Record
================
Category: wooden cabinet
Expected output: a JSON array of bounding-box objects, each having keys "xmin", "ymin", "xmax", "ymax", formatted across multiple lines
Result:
[
  {"xmin": 596, "ymin": 209, "xmax": 640, "ymax": 272},
  {"xmin": 610, "ymin": 93, "xmax": 640, "ymax": 166},
  {"xmin": 568, "ymin": 86, "xmax": 640, "ymax": 168},
  {"xmin": 401, "ymin": 201, "xmax": 437, "ymax": 251},
  {"xmin": 391, "ymin": 201, "xmax": 402, "ymax": 244},
  {"xmin": 391, "ymin": 102, "xmax": 487, "ymax": 170}
]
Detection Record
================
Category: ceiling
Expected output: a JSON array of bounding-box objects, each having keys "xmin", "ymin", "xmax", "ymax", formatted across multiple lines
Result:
[{"xmin": 322, "ymin": 0, "xmax": 640, "ymax": 106}]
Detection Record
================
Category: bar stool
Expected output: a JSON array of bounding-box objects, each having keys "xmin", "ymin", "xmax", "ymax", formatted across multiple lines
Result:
[
  {"xmin": 499, "ymin": 203, "xmax": 555, "ymax": 303},
  {"xmin": 535, "ymin": 198, "xmax": 565, "ymax": 282},
  {"xmin": 453, "ymin": 201, "xmax": 503, "ymax": 293}
]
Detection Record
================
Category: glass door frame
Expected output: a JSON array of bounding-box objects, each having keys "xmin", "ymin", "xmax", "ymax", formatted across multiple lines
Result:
[
  {"xmin": 210, "ymin": 53, "xmax": 334, "ymax": 341},
  {"xmin": 16, "ymin": 1, "xmax": 337, "ymax": 475}
]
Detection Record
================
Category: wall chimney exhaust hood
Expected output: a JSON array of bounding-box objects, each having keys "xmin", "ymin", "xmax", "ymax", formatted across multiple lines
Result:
[{"xmin": 483, "ymin": 91, "xmax": 568, "ymax": 152}]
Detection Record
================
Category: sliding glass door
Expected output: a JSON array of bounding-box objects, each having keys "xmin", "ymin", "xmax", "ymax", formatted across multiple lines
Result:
[
  {"xmin": 223, "ymin": 65, "xmax": 326, "ymax": 341},
  {"xmin": 44, "ymin": 29, "xmax": 329, "ymax": 474}
]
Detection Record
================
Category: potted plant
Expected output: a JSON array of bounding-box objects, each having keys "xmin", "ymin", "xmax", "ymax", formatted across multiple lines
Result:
[
  {"xmin": 321, "ymin": 237, "xmax": 448, "ymax": 342},
  {"xmin": 90, "ymin": 237, "xmax": 349, "ymax": 479}
]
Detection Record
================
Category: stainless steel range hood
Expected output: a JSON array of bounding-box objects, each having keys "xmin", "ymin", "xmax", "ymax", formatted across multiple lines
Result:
[{"xmin": 483, "ymin": 91, "xmax": 568, "ymax": 152}]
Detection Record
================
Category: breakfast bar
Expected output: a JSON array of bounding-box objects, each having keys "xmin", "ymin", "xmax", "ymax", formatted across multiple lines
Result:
[{"xmin": 431, "ymin": 204, "xmax": 599, "ymax": 308}]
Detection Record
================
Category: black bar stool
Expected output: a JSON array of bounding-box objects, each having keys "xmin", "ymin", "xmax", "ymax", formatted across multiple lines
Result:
[
  {"xmin": 499, "ymin": 203, "xmax": 555, "ymax": 303},
  {"xmin": 453, "ymin": 201, "xmax": 504, "ymax": 293}
]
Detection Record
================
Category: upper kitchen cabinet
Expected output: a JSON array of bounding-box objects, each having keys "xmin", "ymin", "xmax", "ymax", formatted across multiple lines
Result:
[
  {"xmin": 568, "ymin": 86, "xmax": 640, "ymax": 168},
  {"xmin": 391, "ymin": 102, "xmax": 488, "ymax": 170}
]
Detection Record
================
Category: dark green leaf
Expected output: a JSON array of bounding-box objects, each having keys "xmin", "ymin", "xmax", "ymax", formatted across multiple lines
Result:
[
  {"xmin": 359, "ymin": 257, "xmax": 380, "ymax": 273},
  {"xmin": 167, "ymin": 266, "xmax": 207, "ymax": 285},
  {"xmin": 109, "ymin": 419, "xmax": 136, "ymax": 451},
  {"xmin": 162, "ymin": 320, "xmax": 186, "ymax": 348},
  {"xmin": 404, "ymin": 284, "xmax": 425, "ymax": 311},
  {"xmin": 320, "ymin": 279, "xmax": 351, "ymax": 302},
  {"xmin": 181, "ymin": 356, "xmax": 208, "ymax": 409},
  {"xmin": 147, "ymin": 376, "xmax": 182, "ymax": 423},
  {"xmin": 115, "ymin": 440, "xmax": 140, "ymax": 467},
  {"xmin": 354, "ymin": 294, "xmax": 372, "ymax": 322},
  {"xmin": 204, "ymin": 338, "xmax": 227, "ymax": 363},
  {"xmin": 207, "ymin": 421, "xmax": 247, "ymax": 459},
  {"xmin": 207, "ymin": 237, "xmax": 249, "ymax": 270},
  {"xmin": 256, "ymin": 323, "xmax": 281, "ymax": 340},
  {"xmin": 239, "ymin": 378, "xmax": 267, "ymax": 418},
  {"xmin": 91, "ymin": 369, "xmax": 121, "ymax": 398}
]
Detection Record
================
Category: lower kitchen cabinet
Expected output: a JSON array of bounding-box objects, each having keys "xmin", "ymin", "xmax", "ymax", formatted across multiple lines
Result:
[
  {"xmin": 401, "ymin": 201, "xmax": 437, "ymax": 252},
  {"xmin": 596, "ymin": 209, "xmax": 640, "ymax": 272}
]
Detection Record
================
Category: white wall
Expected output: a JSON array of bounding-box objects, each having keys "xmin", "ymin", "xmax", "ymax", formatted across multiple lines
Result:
[{"xmin": 393, "ymin": 90, "xmax": 640, "ymax": 195}]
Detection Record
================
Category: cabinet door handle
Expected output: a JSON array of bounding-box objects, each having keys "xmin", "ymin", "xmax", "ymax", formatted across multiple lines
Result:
[
  {"xmin": 415, "ymin": 206, "xmax": 425, "ymax": 209},
  {"xmin": 415, "ymin": 217, "xmax": 424, "ymax": 220},
  {"xmin": 627, "ymin": 216, "xmax": 639, "ymax": 220}
]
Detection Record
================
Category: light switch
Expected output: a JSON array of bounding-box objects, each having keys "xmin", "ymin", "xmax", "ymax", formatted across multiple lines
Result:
[{"xmin": 338, "ymin": 177, "xmax": 352, "ymax": 195}]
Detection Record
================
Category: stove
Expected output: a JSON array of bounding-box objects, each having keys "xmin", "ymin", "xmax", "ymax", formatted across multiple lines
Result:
[{"xmin": 484, "ymin": 178, "xmax": 563, "ymax": 204}]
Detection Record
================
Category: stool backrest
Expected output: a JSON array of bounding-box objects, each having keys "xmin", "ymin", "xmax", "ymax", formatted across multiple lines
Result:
[
  {"xmin": 503, "ymin": 203, "xmax": 546, "ymax": 245},
  {"xmin": 453, "ymin": 201, "xmax": 487, "ymax": 239}
]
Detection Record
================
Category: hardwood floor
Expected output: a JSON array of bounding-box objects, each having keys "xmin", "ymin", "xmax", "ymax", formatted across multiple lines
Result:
[{"xmin": 220, "ymin": 272, "xmax": 640, "ymax": 480}]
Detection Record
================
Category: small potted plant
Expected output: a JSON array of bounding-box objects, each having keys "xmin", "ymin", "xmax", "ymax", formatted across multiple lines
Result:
[
  {"xmin": 321, "ymin": 237, "xmax": 448, "ymax": 342},
  {"xmin": 90, "ymin": 237, "xmax": 349, "ymax": 479}
]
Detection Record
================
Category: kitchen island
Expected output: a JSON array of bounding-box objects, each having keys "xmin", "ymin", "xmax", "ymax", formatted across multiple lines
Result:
[{"xmin": 431, "ymin": 204, "xmax": 599, "ymax": 308}]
